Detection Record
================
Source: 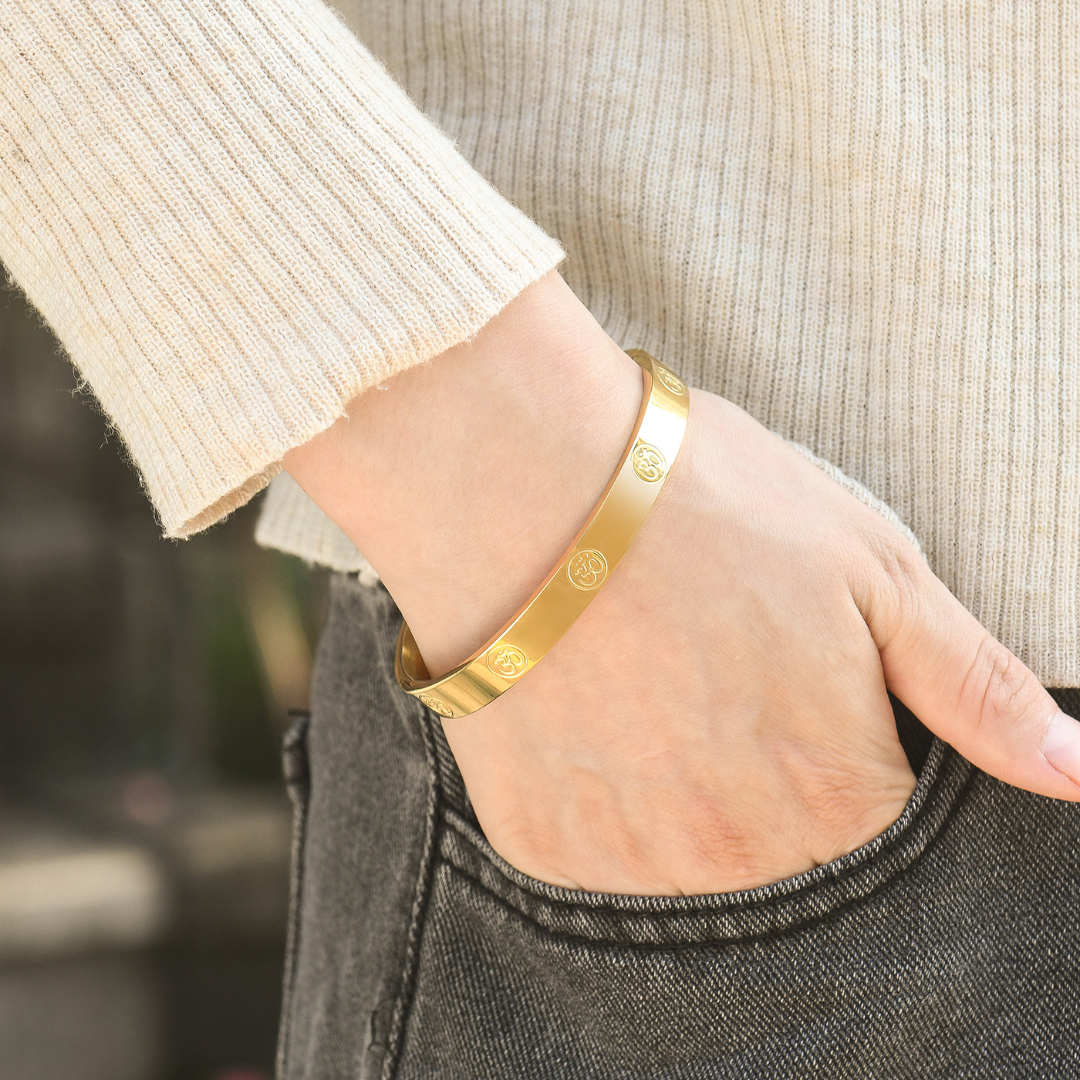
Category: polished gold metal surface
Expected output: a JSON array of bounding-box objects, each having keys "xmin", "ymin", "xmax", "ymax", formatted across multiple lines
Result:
[{"xmin": 394, "ymin": 349, "xmax": 689, "ymax": 718}]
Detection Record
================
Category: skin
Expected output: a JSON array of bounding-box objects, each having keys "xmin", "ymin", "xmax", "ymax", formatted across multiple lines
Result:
[{"xmin": 284, "ymin": 270, "xmax": 1080, "ymax": 895}]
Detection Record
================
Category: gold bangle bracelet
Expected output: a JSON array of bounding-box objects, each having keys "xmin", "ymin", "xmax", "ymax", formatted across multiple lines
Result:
[{"xmin": 394, "ymin": 349, "xmax": 689, "ymax": 718}]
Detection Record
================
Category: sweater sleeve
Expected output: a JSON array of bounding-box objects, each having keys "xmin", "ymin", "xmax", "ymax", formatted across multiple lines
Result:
[{"xmin": 0, "ymin": 0, "xmax": 564, "ymax": 536}]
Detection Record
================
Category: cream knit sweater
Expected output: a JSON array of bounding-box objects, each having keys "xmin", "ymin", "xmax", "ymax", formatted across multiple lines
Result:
[{"xmin": 2, "ymin": 0, "xmax": 1079, "ymax": 686}]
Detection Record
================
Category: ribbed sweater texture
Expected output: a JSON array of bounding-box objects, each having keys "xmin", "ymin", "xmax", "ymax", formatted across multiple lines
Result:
[
  {"xmin": 2, "ymin": 0, "xmax": 1079, "ymax": 685},
  {"xmin": 0, "ymin": 0, "xmax": 562, "ymax": 535}
]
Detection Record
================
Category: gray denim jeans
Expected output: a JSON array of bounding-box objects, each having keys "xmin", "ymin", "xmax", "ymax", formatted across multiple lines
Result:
[{"xmin": 277, "ymin": 573, "xmax": 1080, "ymax": 1079}]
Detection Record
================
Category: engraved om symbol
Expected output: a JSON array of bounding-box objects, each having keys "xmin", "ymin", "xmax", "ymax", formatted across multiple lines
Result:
[
  {"xmin": 567, "ymin": 548, "xmax": 609, "ymax": 590},
  {"xmin": 632, "ymin": 440, "xmax": 667, "ymax": 483},
  {"xmin": 655, "ymin": 366, "xmax": 687, "ymax": 396},
  {"xmin": 418, "ymin": 694, "xmax": 455, "ymax": 717},
  {"xmin": 485, "ymin": 644, "xmax": 528, "ymax": 679}
]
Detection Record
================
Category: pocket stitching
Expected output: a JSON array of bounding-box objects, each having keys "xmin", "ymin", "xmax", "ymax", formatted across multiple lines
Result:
[
  {"xmin": 434, "ymin": 839, "xmax": 954, "ymax": 951},
  {"xmin": 434, "ymin": 741, "xmax": 973, "ymax": 944},
  {"xmin": 378, "ymin": 617, "xmax": 444, "ymax": 1080}
]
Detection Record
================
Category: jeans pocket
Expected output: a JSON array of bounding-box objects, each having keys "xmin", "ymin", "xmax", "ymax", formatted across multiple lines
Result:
[
  {"xmin": 297, "ymin": 583, "xmax": 1080, "ymax": 1079},
  {"xmin": 394, "ymin": 732, "xmax": 975, "ymax": 1080}
]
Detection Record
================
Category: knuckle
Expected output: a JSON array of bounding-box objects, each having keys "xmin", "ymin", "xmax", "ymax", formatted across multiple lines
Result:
[
  {"xmin": 683, "ymin": 802, "xmax": 758, "ymax": 876},
  {"xmin": 959, "ymin": 634, "xmax": 1043, "ymax": 738},
  {"xmin": 489, "ymin": 813, "xmax": 565, "ymax": 877},
  {"xmin": 797, "ymin": 757, "xmax": 913, "ymax": 865},
  {"xmin": 800, "ymin": 756, "xmax": 879, "ymax": 830},
  {"xmin": 853, "ymin": 527, "xmax": 928, "ymax": 640}
]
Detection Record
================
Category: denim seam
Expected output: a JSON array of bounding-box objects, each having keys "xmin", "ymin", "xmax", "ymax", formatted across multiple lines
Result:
[
  {"xmin": 276, "ymin": 713, "xmax": 311, "ymax": 1080},
  {"xmin": 432, "ymin": 832, "xmax": 960, "ymax": 952},
  {"xmin": 380, "ymin": 670, "xmax": 443, "ymax": 1080}
]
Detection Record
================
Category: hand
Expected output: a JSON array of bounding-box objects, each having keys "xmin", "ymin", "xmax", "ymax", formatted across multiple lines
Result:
[
  {"xmin": 285, "ymin": 272, "xmax": 1080, "ymax": 896},
  {"xmin": 443, "ymin": 390, "xmax": 1080, "ymax": 894}
]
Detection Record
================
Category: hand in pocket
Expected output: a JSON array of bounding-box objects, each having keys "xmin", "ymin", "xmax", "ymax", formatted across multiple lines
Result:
[{"xmin": 443, "ymin": 390, "xmax": 1080, "ymax": 895}]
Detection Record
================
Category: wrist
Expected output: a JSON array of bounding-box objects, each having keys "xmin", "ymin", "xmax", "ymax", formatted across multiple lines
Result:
[{"xmin": 283, "ymin": 271, "xmax": 641, "ymax": 674}]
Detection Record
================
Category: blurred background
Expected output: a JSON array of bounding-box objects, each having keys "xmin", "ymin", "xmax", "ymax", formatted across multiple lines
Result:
[{"xmin": 0, "ymin": 270, "xmax": 327, "ymax": 1080}]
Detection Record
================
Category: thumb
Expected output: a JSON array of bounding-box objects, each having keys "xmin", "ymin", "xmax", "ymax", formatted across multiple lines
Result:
[{"xmin": 854, "ymin": 542, "xmax": 1080, "ymax": 801}]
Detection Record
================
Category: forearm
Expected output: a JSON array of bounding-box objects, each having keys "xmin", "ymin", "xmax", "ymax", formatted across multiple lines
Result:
[{"xmin": 282, "ymin": 271, "xmax": 640, "ymax": 675}]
